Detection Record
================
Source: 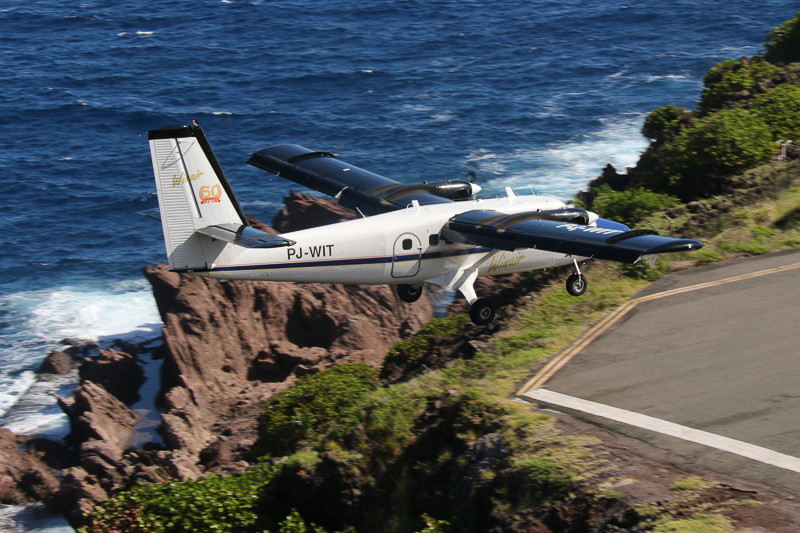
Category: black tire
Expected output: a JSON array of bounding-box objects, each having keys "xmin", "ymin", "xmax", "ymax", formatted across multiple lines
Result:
[
  {"xmin": 566, "ymin": 273, "xmax": 587, "ymax": 296},
  {"xmin": 469, "ymin": 298, "xmax": 495, "ymax": 325},
  {"xmin": 397, "ymin": 283, "xmax": 423, "ymax": 303}
]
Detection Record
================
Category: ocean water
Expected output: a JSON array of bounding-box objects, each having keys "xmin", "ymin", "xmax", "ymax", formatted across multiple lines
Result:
[{"xmin": 0, "ymin": 0, "xmax": 797, "ymax": 529}]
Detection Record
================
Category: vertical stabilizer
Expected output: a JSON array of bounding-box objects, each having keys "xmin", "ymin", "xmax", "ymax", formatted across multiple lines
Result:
[{"xmin": 148, "ymin": 123, "xmax": 247, "ymax": 270}]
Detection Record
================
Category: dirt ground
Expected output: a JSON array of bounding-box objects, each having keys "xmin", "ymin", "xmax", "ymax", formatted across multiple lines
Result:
[{"xmin": 545, "ymin": 408, "xmax": 800, "ymax": 531}]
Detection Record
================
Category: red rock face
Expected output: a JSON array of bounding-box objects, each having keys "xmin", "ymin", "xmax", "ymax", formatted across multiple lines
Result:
[
  {"xmin": 0, "ymin": 428, "xmax": 60, "ymax": 505},
  {"xmin": 142, "ymin": 192, "xmax": 434, "ymax": 465},
  {"xmin": 51, "ymin": 192, "xmax": 434, "ymax": 527}
]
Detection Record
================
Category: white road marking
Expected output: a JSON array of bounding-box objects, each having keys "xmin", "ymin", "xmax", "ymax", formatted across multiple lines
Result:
[{"xmin": 524, "ymin": 388, "xmax": 800, "ymax": 475}]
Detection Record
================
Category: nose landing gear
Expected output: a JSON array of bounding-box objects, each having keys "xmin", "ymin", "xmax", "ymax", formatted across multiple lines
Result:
[{"xmin": 566, "ymin": 259, "xmax": 587, "ymax": 296}]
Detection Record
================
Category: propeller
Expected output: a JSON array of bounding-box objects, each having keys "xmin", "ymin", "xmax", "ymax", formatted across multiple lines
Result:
[{"xmin": 466, "ymin": 160, "xmax": 481, "ymax": 198}]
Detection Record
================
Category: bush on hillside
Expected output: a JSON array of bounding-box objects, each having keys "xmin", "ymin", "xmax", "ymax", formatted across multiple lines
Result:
[
  {"xmin": 590, "ymin": 184, "xmax": 680, "ymax": 227},
  {"xmin": 683, "ymin": 108, "xmax": 776, "ymax": 176},
  {"xmin": 751, "ymin": 83, "xmax": 800, "ymax": 141},
  {"xmin": 641, "ymin": 105, "xmax": 694, "ymax": 145},
  {"xmin": 380, "ymin": 315, "xmax": 470, "ymax": 378},
  {"xmin": 79, "ymin": 463, "xmax": 280, "ymax": 533},
  {"xmin": 764, "ymin": 11, "xmax": 800, "ymax": 65},
  {"xmin": 252, "ymin": 363, "xmax": 380, "ymax": 458},
  {"xmin": 699, "ymin": 58, "xmax": 780, "ymax": 111},
  {"xmin": 639, "ymin": 107, "xmax": 776, "ymax": 198}
]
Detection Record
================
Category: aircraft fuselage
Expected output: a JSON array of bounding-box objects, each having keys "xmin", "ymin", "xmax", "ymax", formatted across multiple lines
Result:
[{"xmin": 189, "ymin": 193, "xmax": 576, "ymax": 285}]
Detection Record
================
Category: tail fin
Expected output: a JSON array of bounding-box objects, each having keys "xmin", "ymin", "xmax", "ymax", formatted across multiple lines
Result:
[{"xmin": 148, "ymin": 122, "xmax": 247, "ymax": 271}]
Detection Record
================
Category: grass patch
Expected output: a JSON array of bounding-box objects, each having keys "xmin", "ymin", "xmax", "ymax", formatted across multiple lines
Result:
[
  {"xmin": 652, "ymin": 513, "xmax": 738, "ymax": 533},
  {"xmin": 671, "ymin": 475, "xmax": 714, "ymax": 492}
]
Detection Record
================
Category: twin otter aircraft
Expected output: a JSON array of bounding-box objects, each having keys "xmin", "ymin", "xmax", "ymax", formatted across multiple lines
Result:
[{"xmin": 149, "ymin": 122, "xmax": 702, "ymax": 324}]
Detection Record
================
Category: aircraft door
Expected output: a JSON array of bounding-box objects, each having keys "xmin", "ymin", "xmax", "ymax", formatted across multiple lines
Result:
[{"xmin": 391, "ymin": 233, "xmax": 422, "ymax": 278}]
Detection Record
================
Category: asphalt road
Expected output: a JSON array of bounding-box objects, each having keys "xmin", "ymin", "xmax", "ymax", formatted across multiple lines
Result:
[{"xmin": 522, "ymin": 249, "xmax": 800, "ymax": 494}]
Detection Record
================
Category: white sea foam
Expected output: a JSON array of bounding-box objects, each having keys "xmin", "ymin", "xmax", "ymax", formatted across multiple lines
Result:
[
  {"xmin": 0, "ymin": 280, "xmax": 162, "ymax": 435},
  {"xmin": 28, "ymin": 283, "xmax": 161, "ymax": 342},
  {"xmin": 0, "ymin": 503, "xmax": 73, "ymax": 533},
  {"xmin": 474, "ymin": 114, "xmax": 648, "ymax": 201}
]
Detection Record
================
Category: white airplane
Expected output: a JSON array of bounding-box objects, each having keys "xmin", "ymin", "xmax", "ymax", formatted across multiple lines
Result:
[{"xmin": 148, "ymin": 122, "xmax": 702, "ymax": 324}]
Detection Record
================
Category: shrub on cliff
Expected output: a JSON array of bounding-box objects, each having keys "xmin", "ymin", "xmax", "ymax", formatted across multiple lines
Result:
[
  {"xmin": 699, "ymin": 58, "xmax": 780, "ymax": 111},
  {"xmin": 751, "ymin": 83, "xmax": 800, "ymax": 141},
  {"xmin": 641, "ymin": 105, "xmax": 694, "ymax": 145},
  {"xmin": 764, "ymin": 11, "xmax": 800, "ymax": 65},
  {"xmin": 380, "ymin": 315, "xmax": 470, "ymax": 379},
  {"xmin": 252, "ymin": 363, "xmax": 380, "ymax": 458},
  {"xmin": 683, "ymin": 108, "xmax": 775, "ymax": 175},
  {"xmin": 639, "ymin": 107, "xmax": 776, "ymax": 198},
  {"xmin": 590, "ymin": 185, "xmax": 680, "ymax": 227},
  {"xmin": 80, "ymin": 463, "xmax": 279, "ymax": 533}
]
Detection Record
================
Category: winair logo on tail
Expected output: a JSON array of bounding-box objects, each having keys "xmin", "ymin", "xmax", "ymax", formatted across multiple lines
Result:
[
  {"xmin": 171, "ymin": 170, "xmax": 204, "ymax": 187},
  {"xmin": 487, "ymin": 251, "xmax": 524, "ymax": 274}
]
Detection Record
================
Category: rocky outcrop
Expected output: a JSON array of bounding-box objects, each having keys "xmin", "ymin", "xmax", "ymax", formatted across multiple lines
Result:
[
  {"xmin": 53, "ymin": 191, "xmax": 434, "ymax": 526},
  {"xmin": 57, "ymin": 380, "xmax": 139, "ymax": 450},
  {"xmin": 55, "ymin": 379, "xmax": 142, "ymax": 525},
  {"xmin": 0, "ymin": 428, "xmax": 60, "ymax": 505},
  {"xmin": 141, "ymin": 192, "xmax": 433, "ymax": 464},
  {"xmin": 78, "ymin": 348, "xmax": 145, "ymax": 406},
  {"xmin": 38, "ymin": 350, "xmax": 77, "ymax": 375},
  {"xmin": 271, "ymin": 190, "xmax": 356, "ymax": 233},
  {"xmin": 142, "ymin": 263, "xmax": 434, "ymax": 464}
]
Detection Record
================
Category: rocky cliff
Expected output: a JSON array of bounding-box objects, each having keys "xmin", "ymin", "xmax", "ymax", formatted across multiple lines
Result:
[{"xmin": 52, "ymin": 191, "xmax": 434, "ymax": 526}]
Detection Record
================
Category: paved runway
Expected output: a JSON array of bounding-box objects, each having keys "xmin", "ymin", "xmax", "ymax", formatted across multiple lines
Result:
[{"xmin": 519, "ymin": 249, "xmax": 800, "ymax": 494}]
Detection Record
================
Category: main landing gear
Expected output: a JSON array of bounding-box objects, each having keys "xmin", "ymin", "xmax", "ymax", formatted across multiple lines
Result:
[
  {"xmin": 396, "ymin": 259, "xmax": 588, "ymax": 326},
  {"xmin": 469, "ymin": 297, "xmax": 495, "ymax": 325},
  {"xmin": 397, "ymin": 283, "xmax": 423, "ymax": 303},
  {"xmin": 396, "ymin": 283, "xmax": 495, "ymax": 325}
]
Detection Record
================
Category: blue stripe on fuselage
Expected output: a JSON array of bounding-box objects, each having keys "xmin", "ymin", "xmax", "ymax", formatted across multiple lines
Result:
[{"xmin": 173, "ymin": 246, "xmax": 493, "ymax": 274}]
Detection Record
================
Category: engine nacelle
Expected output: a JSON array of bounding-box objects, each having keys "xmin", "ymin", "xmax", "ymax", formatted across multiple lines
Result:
[{"xmin": 421, "ymin": 180, "xmax": 482, "ymax": 200}]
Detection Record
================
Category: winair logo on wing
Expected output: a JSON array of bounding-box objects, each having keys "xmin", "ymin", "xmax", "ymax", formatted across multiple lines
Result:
[
  {"xmin": 171, "ymin": 170, "xmax": 204, "ymax": 187},
  {"xmin": 487, "ymin": 251, "xmax": 524, "ymax": 274},
  {"xmin": 556, "ymin": 223, "xmax": 622, "ymax": 235}
]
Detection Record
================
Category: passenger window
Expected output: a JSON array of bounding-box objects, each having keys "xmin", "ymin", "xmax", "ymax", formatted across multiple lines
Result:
[
  {"xmin": 429, "ymin": 234, "xmax": 439, "ymax": 246},
  {"xmin": 402, "ymin": 238, "xmax": 413, "ymax": 250}
]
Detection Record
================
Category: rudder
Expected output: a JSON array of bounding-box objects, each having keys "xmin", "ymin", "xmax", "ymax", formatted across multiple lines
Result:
[{"xmin": 148, "ymin": 122, "xmax": 247, "ymax": 271}]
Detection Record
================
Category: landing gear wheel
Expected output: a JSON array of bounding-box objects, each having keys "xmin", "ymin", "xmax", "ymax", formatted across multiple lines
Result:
[
  {"xmin": 566, "ymin": 273, "xmax": 587, "ymax": 296},
  {"xmin": 397, "ymin": 283, "xmax": 423, "ymax": 303},
  {"xmin": 469, "ymin": 298, "xmax": 495, "ymax": 325}
]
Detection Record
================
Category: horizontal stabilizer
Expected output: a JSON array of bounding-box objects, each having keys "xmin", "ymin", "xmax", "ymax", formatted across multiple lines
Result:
[
  {"xmin": 196, "ymin": 224, "xmax": 295, "ymax": 248},
  {"xmin": 443, "ymin": 210, "xmax": 702, "ymax": 263}
]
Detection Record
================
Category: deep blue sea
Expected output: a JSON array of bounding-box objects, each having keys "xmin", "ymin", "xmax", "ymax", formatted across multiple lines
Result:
[{"xmin": 0, "ymin": 1, "xmax": 797, "ymax": 529}]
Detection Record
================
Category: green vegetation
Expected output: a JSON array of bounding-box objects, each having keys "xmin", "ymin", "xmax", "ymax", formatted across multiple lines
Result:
[
  {"xmin": 652, "ymin": 514, "xmax": 738, "ymax": 533},
  {"xmin": 381, "ymin": 314, "xmax": 470, "ymax": 377},
  {"xmin": 614, "ymin": 10, "xmax": 800, "ymax": 201},
  {"xmin": 81, "ymin": 463, "xmax": 279, "ymax": 532},
  {"xmin": 589, "ymin": 184, "xmax": 680, "ymax": 226},
  {"xmin": 764, "ymin": 11, "xmax": 800, "ymax": 64},
  {"xmin": 752, "ymin": 83, "xmax": 800, "ymax": 141},
  {"xmin": 252, "ymin": 363, "xmax": 380, "ymax": 458}
]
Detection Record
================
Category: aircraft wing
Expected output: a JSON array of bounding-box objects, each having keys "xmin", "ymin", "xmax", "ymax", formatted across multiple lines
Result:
[
  {"xmin": 248, "ymin": 144, "xmax": 452, "ymax": 216},
  {"xmin": 442, "ymin": 210, "xmax": 703, "ymax": 263}
]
